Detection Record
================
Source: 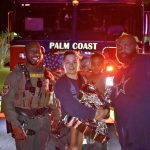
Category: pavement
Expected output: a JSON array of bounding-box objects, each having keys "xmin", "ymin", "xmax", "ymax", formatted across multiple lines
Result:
[{"xmin": 0, "ymin": 118, "xmax": 16, "ymax": 150}]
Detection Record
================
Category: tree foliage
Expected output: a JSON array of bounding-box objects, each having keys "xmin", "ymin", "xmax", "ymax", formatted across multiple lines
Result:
[{"xmin": 0, "ymin": 30, "xmax": 16, "ymax": 68}]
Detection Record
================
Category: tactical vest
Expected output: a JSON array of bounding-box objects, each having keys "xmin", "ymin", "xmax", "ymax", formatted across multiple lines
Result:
[{"xmin": 15, "ymin": 64, "xmax": 55, "ymax": 108}]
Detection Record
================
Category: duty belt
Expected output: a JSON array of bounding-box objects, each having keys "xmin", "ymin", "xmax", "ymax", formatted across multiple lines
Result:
[{"xmin": 15, "ymin": 107, "xmax": 52, "ymax": 118}]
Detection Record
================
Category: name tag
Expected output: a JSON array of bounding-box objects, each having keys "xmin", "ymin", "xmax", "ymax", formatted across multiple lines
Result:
[{"xmin": 30, "ymin": 73, "xmax": 44, "ymax": 78}]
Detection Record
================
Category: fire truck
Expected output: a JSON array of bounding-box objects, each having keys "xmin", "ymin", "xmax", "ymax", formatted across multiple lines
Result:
[
  {"xmin": 6, "ymin": 1, "xmax": 150, "ymax": 145},
  {"xmin": 8, "ymin": 0, "xmax": 150, "ymax": 70}
]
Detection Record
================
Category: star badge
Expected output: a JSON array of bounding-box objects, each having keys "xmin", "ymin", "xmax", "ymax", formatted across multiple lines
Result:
[{"xmin": 115, "ymin": 75, "xmax": 130, "ymax": 96}]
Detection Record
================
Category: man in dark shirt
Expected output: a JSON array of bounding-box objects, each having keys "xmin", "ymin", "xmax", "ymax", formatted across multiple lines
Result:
[{"xmin": 112, "ymin": 34, "xmax": 150, "ymax": 150}]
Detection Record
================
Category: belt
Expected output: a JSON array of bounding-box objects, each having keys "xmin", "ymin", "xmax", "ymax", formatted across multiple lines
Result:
[{"xmin": 15, "ymin": 107, "xmax": 52, "ymax": 118}]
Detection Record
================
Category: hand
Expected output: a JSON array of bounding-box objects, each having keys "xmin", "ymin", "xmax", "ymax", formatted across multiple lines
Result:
[
  {"xmin": 94, "ymin": 107, "xmax": 109, "ymax": 121},
  {"xmin": 12, "ymin": 126, "xmax": 27, "ymax": 140}
]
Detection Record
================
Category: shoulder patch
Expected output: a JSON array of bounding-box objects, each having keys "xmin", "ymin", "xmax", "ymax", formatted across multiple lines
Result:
[{"xmin": 1, "ymin": 84, "xmax": 10, "ymax": 96}]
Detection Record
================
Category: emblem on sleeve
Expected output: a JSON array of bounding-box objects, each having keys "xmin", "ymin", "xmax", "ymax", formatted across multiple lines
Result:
[
  {"xmin": 115, "ymin": 75, "xmax": 130, "ymax": 96},
  {"xmin": 1, "ymin": 85, "xmax": 10, "ymax": 96}
]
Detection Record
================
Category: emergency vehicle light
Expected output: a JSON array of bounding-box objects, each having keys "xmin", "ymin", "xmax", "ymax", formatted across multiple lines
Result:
[
  {"xmin": 72, "ymin": 0, "xmax": 79, "ymax": 5},
  {"xmin": 106, "ymin": 65, "xmax": 114, "ymax": 72}
]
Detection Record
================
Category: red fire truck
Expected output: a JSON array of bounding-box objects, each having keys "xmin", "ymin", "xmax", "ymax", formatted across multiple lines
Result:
[
  {"xmin": 5, "ymin": 1, "xmax": 150, "ymax": 145},
  {"xmin": 8, "ymin": 0, "xmax": 150, "ymax": 70}
]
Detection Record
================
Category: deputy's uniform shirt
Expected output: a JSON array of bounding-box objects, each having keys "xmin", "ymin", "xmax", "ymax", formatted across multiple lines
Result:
[{"xmin": 2, "ymin": 63, "xmax": 61, "ymax": 127}]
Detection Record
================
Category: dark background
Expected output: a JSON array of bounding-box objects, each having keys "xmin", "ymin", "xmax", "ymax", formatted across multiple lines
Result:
[
  {"xmin": 0, "ymin": 0, "xmax": 150, "ymax": 31},
  {"xmin": 0, "ymin": 0, "xmax": 14, "ymax": 31}
]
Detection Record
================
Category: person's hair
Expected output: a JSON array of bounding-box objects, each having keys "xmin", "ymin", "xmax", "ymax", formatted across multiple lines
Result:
[
  {"xmin": 63, "ymin": 50, "xmax": 79, "ymax": 60},
  {"xmin": 90, "ymin": 52, "xmax": 105, "ymax": 63}
]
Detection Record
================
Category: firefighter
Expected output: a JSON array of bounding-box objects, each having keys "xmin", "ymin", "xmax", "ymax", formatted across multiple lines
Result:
[{"xmin": 2, "ymin": 41, "xmax": 61, "ymax": 150}]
